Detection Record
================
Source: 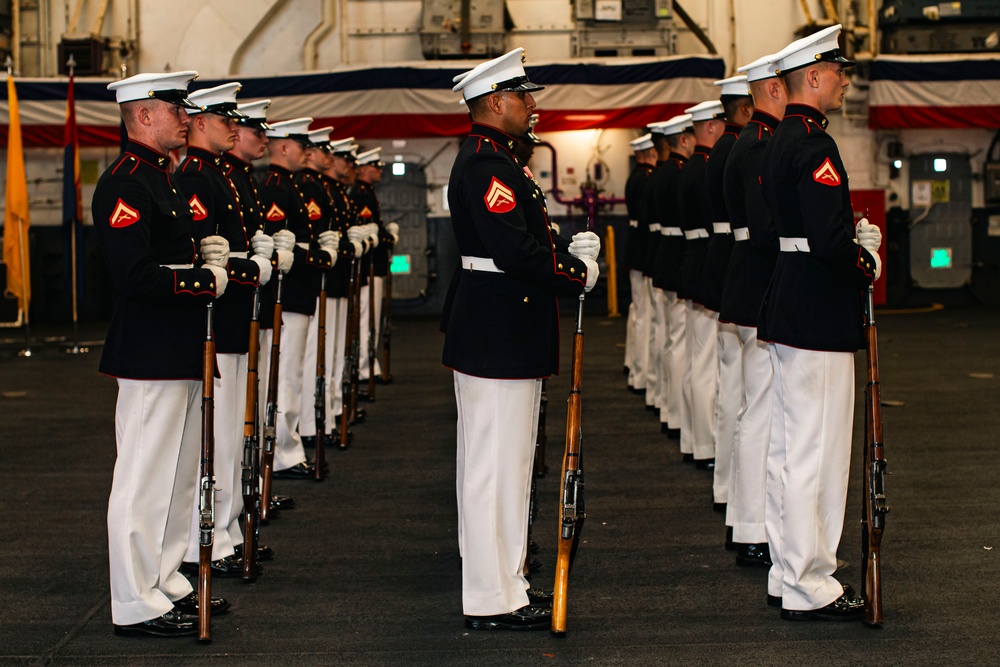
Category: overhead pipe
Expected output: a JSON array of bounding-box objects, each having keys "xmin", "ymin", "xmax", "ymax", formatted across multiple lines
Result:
[
  {"xmin": 303, "ymin": 0, "xmax": 337, "ymax": 71},
  {"xmin": 230, "ymin": 0, "xmax": 292, "ymax": 75},
  {"xmin": 672, "ymin": 1, "xmax": 718, "ymax": 55}
]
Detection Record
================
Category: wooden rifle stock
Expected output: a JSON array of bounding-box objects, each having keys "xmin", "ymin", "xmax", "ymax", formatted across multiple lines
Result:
[
  {"xmin": 260, "ymin": 272, "xmax": 283, "ymax": 522},
  {"xmin": 380, "ymin": 270, "xmax": 392, "ymax": 381},
  {"xmin": 198, "ymin": 302, "xmax": 217, "ymax": 643},
  {"xmin": 367, "ymin": 261, "xmax": 377, "ymax": 401},
  {"xmin": 314, "ymin": 273, "xmax": 327, "ymax": 480},
  {"xmin": 348, "ymin": 256, "xmax": 362, "ymax": 423},
  {"xmin": 241, "ymin": 287, "xmax": 261, "ymax": 582},
  {"xmin": 552, "ymin": 294, "xmax": 586, "ymax": 637},
  {"xmin": 862, "ymin": 284, "xmax": 889, "ymax": 627},
  {"xmin": 339, "ymin": 256, "xmax": 358, "ymax": 449}
]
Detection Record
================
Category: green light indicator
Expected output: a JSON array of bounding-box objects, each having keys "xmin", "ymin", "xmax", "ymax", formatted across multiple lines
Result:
[
  {"xmin": 390, "ymin": 254, "xmax": 412, "ymax": 275},
  {"xmin": 930, "ymin": 247, "xmax": 952, "ymax": 269}
]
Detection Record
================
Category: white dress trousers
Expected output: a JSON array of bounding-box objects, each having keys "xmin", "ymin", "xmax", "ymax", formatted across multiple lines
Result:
[
  {"xmin": 454, "ymin": 371, "xmax": 540, "ymax": 616},
  {"xmin": 649, "ymin": 286, "xmax": 667, "ymax": 414},
  {"xmin": 766, "ymin": 343, "xmax": 854, "ymax": 610},
  {"xmin": 184, "ymin": 352, "xmax": 246, "ymax": 563},
  {"xmin": 358, "ymin": 276, "xmax": 384, "ymax": 381},
  {"xmin": 729, "ymin": 326, "xmax": 770, "ymax": 544},
  {"xmin": 713, "ymin": 321, "xmax": 743, "ymax": 506},
  {"xmin": 685, "ymin": 302, "xmax": 718, "ymax": 460},
  {"xmin": 108, "ymin": 379, "xmax": 201, "ymax": 625},
  {"xmin": 300, "ymin": 295, "xmax": 341, "ymax": 437},
  {"xmin": 331, "ymin": 297, "xmax": 350, "ymax": 418},
  {"xmin": 665, "ymin": 290, "xmax": 689, "ymax": 451},
  {"xmin": 626, "ymin": 269, "xmax": 650, "ymax": 391},
  {"xmin": 275, "ymin": 310, "xmax": 309, "ymax": 470}
]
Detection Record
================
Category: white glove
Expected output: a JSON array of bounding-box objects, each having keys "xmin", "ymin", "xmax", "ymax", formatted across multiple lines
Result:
[
  {"xmin": 386, "ymin": 221, "xmax": 400, "ymax": 244},
  {"xmin": 272, "ymin": 228, "xmax": 296, "ymax": 252},
  {"xmin": 251, "ymin": 254, "xmax": 273, "ymax": 286},
  {"xmin": 367, "ymin": 223, "xmax": 380, "ymax": 248},
  {"xmin": 347, "ymin": 225, "xmax": 368, "ymax": 254},
  {"xmin": 871, "ymin": 252, "xmax": 882, "ymax": 281},
  {"xmin": 205, "ymin": 264, "xmax": 229, "ymax": 297},
  {"xmin": 200, "ymin": 235, "xmax": 230, "ymax": 269},
  {"xmin": 569, "ymin": 231, "xmax": 601, "ymax": 262},
  {"xmin": 550, "ymin": 221, "xmax": 561, "ymax": 235},
  {"xmin": 250, "ymin": 229, "xmax": 274, "ymax": 258},
  {"xmin": 856, "ymin": 219, "xmax": 882, "ymax": 254},
  {"xmin": 318, "ymin": 229, "xmax": 340, "ymax": 252},
  {"xmin": 276, "ymin": 248, "xmax": 294, "ymax": 272},
  {"xmin": 349, "ymin": 240, "xmax": 364, "ymax": 257},
  {"xmin": 582, "ymin": 258, "xmax": 599, "ymax": 292}
]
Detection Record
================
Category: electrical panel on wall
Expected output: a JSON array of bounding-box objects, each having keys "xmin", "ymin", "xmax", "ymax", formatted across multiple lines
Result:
[
  {"xmin": 880, "ymin": 0, "xmax": 1000, "ymax": 53},
  {"xmin": 573, "ymin": 0, "xmax": 674, "ymax": 57},
  {"xmin": 908, "ymin": 153, "xmax": 973, "ymax": 289},
  {"xmin": 420, "ymin": 0, "xmax": 508, "ymax": 60}
]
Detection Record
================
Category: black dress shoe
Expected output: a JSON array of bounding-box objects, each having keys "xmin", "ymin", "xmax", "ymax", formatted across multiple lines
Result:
[
  {"xmin": 645, "ymin": 403, "xmax": 657, "ymax": 411},
  {"xmin": 113, "ymin": 610, "xmax": 198, "ymax": 637},
  {"xmin": 529, "ymin": 539, "xmax": 539, "ymax": 554},
  {"xmin": 172, "ymin": 592, "xmax": 230, "ymax": 616},
  {"xmin": 694, "ymin": 458, "xmax": 715, "ymax": 470},
  {"xmin": 767, "ymin": 594, "xmax": 781, "ymax": 608},
  {"xmin": 528, "ymin": 558, "xmax": 541, "ymax": 574},
  {"xmin": 270, "ymin": 494, "xmax": 295, "ymax": 510},
  {"xmin": 736, "ymin": 543, "xmax": 772, "ymax": 567},
  {"xmin": 374, "ymin": 374, "xmax": 394, "ymax": 385},
  {"xmin": 300, "ymin": 435, "xmax": 317, "ymax": 449},
  {"xmin": 233, "ymin": 543, "xmax": 274, "ymax": 561},
  {"xmin": 271, "ymin": 462, "xmax": 314, "ymax": 480},
  {"xmin": 181, "ymin": 555, "xmax": 260, "ymax": 578},
  {"xmin": 325, "ymin": 430, "xmax": 352, "ymax": 447},
  {"xmin": 357, "ymin": 389, "xmax": 376, "ymax": 403},
  {"xmin": 465, "ymin": 605, "xmax": 551, "ymax": 631},
  {"xmin": 713, "ymin": 502, "xmax": 727, "ymax": 513},
  {"xmin": 527, "ymin": 589, "xmax": 553, "ymax": 605},
  {"xmin": 781, "ymin": 591, "xmax": 864, "ymax": 622},
  {"xmin": 725, "ymin": 526, "xmax": 735, "ymax": 551},
  {"xmin": 666, "ymin": 428, "xmax": 681, "ymax": 440},
  {"xmin": 349, "ymin": 409, "xmax": 366, "ymax": 425},
  {"xmin": 682, "ymin": 453, "xmax": 694, "ymax": 463}
]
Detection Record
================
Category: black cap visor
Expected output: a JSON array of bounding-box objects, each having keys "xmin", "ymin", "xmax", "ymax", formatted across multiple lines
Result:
[{"xmin": 150, "ymin": 88, "xmax": 199, "ymax": 110}]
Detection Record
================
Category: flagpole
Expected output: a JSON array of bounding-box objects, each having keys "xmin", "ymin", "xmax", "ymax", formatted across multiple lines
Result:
[{"xmin": 65, "ymin": 54, "xmax": 87, "ymax": 355}]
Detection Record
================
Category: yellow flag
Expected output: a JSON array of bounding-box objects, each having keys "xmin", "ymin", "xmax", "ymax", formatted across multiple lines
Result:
[{"xmin": 3, "ymin": 74, "xmax": 31, "ymax": 311}]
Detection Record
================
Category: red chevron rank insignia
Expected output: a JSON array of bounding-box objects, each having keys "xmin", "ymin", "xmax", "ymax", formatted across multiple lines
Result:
[
  {"xmin": 265, "ymin": 203, "xmax": 285, "ymax": 222},
  {"xmin": 358, "ymin": 206, "xmax": 372, "ymax": 219},
  {"xmin": 306, "ymin": 198, "xmax": 322, "ymax": 221},
  {"xmin": 484, "ymin": 177, "xmax": 516, "ymax": 213},
  {"xmin": 813, "ymin": 157, "xmax": 841, "ymax": 186},
  {"xmin": 109, "ymin": 199, "xmax": 140, "ymax": 228},
  {"xmin": 188, "ymin": 195, "xmax": 208, "ymax": 221}
]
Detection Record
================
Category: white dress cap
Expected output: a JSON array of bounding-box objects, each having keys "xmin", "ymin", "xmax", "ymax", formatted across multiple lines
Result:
[
  {"xmin": 713, "ymin": 75, "xmax": 751, "ymax": 97},
  {"xmin": 737, "ymin": 53, "xmax": 781, "ymax": 82},
  {"xmin": 774, "ymin": 24, "xmax": 855, "ymax": 75},
  {"xmin": 307, "ymin": 126, "xmax": 334, "ymax": 146},
  {"xmin": 236, "ymin": 99, "xmax": 271, "ymax": 130},
  {"xmin": 356, "ymin": 148, "xmax": 384, "ymax": 167},
  {"xmin": 107, "ymin": 70, "xmax": 199, "ymax": 107},
  {"xmin": 452, "ymin": 47, "xmax": 545, "ymax": 102},
  {"xmin": 187, "ymin": 82, "xmax": 246, "ymax": 118},
  {"xmin": 684, "ymin": 100, "xmax": 725, "ymax": 122},
  {"xmin": 265, "ymin": 117, "xmax": 314, "ymax": 141},
  {"xmin": 630, "ymin": 133, "xmax": 654, "ymax": 152},
  {"xmin": 649, "ymin": 113, "xmax": 693, "ymax": 137},
  {"xmin": 329, "ymin": 137, "xmax": 357, "ymax": 157}
]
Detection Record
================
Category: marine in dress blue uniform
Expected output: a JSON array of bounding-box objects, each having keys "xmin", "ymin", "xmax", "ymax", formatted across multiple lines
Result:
[
  {"xmin": 175, "ymin": 83, "xmax": 275, "ymax": 576},
  {"xmin": 258, "ymin": 118, "xmax": 336, "ymax": 478},
  {"xmin": 647, "ymin": 115, "xmax": 694, "ymax": 454},
  {"xmin": 702, "ymin": 75, "xmax": 753, "ymax": 514},
  {"xmin": 442, "ymin": 48, "xmax": 598, "ymax": 630},
  {"xmin": 679, "ymin": 100, "xmax": 727, "ymax": 467},
  {"xmin": 623, "ymin": 133, "xmax": 657, "ymax": 395},
  {"xmin": 719, "ymin": 52, "xmax": 786, "ymax": 569},
  {"xmin": 758, "ymin": 25, "xmax": 881, "ymax": 621},
  {"xmin": 96, "ymin": 71, "xmax": 230, "ymax": 637}
]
